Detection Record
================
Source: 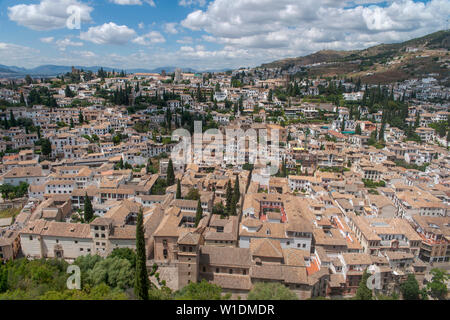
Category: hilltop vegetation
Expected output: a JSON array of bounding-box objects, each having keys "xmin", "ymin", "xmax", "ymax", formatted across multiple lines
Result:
[{"xmin": 261, "ymin": 30, "xmax": 450, "ymax": 84}]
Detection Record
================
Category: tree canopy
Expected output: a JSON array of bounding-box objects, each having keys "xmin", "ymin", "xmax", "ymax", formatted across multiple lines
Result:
[{"xmin": 247, "ymin": 282, "xmax": 298, "ymax": 300}]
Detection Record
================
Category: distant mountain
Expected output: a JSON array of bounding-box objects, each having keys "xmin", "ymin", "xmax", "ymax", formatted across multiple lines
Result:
[
  {"xmin": 0, "ymin": 66, "xmax": 17, "ymax": 74},
  {"xmin": 261, "ymin": 30, "xmax": 450, "ymax": 84},
  {"xmin": 0, "ymin": 64, "xmax": 210, "ymax": 78}
]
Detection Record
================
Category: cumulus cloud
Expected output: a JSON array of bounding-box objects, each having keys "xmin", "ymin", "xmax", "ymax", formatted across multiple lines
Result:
[
  {"xmin": 164, "ymin": 23, "xmax": 178, "ymax": 35},
  {"xmin": 0, "ymin": 43, "xmax": 40, "ymax": 67},
  {"xmin": 80, "ymin": 22, "xmax": 136, "ymax": 45},
  {"xmin": 40, "ymin": 37, "xmax": 54, "ymax": 43},
  {"xmin": 181, "ymin": 0, "xmax": 449, "ymax": 65},
  {"xmin": 132, "ymin": 31, "xmax": 166, "ymax": 45},
  {"xmin": 8, "ymin": 0, "xmax": 93, "ymax": 31},
  {"xmin": 177, "ymin": 36, "xmax": 194, "ymax": 44},
  {"xmin": 56, "ymin": 38, "xmax": 84, "ymax": 51},
  {"xmin": 109, "ymin": 0, "xmax": 156, "ymax": 6},
  {"xmin": 179, "ymin": 0, "xmax": 207, "ymax": 7}
]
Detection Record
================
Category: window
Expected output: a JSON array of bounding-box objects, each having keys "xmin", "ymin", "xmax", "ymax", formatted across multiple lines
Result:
[
  {"xmin": 29, "ymin": 236, "xmax": 33, "ymax": 240},
  {"xmin": 202, "ymin": 266, "xmax": 206, "ymax": 272},
  {"xmin": 75, "ymin": 241, "xmax": 78, "ymax": 244},
  {"xmin": 101, "ymin": 234, "xmax": 105, "ymax": 238},
  {"xmin": 229, "ymin": 269, "xmax": 233, "ymax": 274},
  {"xmin": 216, "ymin": 268, "xmax": 219, "ymax": 273},
  {"xmin": 189, "ymin": 246, "xmax": 193, "ymax": 252},
  {"xmin": 80, "ymin": 248, "xmax": 84, "ymax": 251},
  {"xmin": 101, "ymin": 226, "xmax": 105, "ymax": 231},
  {"xmin": 56, "ymin": 240, "xmax": 59, "ymax": 243}
]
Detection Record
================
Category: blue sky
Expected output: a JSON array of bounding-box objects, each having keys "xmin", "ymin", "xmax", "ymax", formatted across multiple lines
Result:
[{"xmin": 0, "ymin": 0, "xmax": 447, "ymax": 70}]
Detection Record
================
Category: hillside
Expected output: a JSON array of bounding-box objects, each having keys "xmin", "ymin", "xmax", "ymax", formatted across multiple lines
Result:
[{"xmin": 261, "ymin": 30, "xmax": 450, "ymax": 84}]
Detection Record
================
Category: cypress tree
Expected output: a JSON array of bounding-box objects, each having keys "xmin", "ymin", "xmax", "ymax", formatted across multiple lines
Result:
[
  {"xmin": 134, "ymin": 209, "xmax": 149, "ymax": 300},
  {"xmin": 225, "ymin": 180, "xmax": 233, "ymax": 216},
  {"xmin": 83, "ymin": 193, "xmax": 94, "ymax": 223},
  {"xmin": 355, "ymin": 269, "xmax": 373, "ymax": 300},
  {"xmin": 3, "ymin": 117, "xmax": 9, "ymax": 130},
  {"xmin": 78, "ymin": 111, "xmax": 84, "ymax": 124},
  {"xmin": 0, "ymin": 264, "xmax": 7, "ymax": 293},
  {"xmin": 233, "ymin": 175, "xmax": 240, "ymax": 203},
  {"xmin": 167, "ymin": 159, "xmax": 175, "ymax": 186},
  {"xmin": 355, "ymin": 123, "xmax": 362, "ymax": 135},
  {"xmin": 379, "ymin": 123, "xmax": 385, "ymax": 142},
  {"xmin": 9, "ymin": 110, "xmax": 16, "ymax": 127},
  {"xmin": 70, "ymin": 118, "xmax": 74, "ymax": 129},
  {"xmin": 176, "ymin": 179, "xmax": 182, "ymax": 199},
  {"xmin": 194, "ymin": 199, "xmax": 203, "ymax": 227}
]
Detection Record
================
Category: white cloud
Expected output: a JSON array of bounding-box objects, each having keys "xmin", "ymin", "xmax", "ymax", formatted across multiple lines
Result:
[
  {"xmin": 8, "ymin": 0, "xmax": 93, "ymax": 31},
  {"xmin": 109, "ymin": 0, "xmax": 156, "ymax": 6},
  {"xmin": 177, "ymin": 36, "xmax": 194, "ymax": 44},
  {"xmin": 80, "ymin": 22, "xmax": 136, "ymax": 45},
  {"xmin": 138, "ymin": 22, "xmax": 145, "ymax": 29},
  {"xmin": 179, "ymin": 0, "xmax": 207, "ymax": 6},
  {"xmin": 0, "ymin": 43, "xmax": 40, "ymax": 67},
  {"xmin": 40, "ymin": 37, "xmax": 54, "ymax": 43},
  {"xmin": 164, "ymin": 23, "xmax": 178, "ymax": 35},
  {"xmin": 74, "ymin": 50, "xmax": 97, "ymax": 58},
  {"xmin": 132, "ymin": 31, "xmax": 166, "ymax": 45},
  {"xmin": 180, "ymin": 0, "xmax": 449, "ymax": 67},
  {"xmin": 56, "ymin": 38, "xmax": 84, "ymax": 51}
]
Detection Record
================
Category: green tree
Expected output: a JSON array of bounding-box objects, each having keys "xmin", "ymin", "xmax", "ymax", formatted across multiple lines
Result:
[
  {"xmin": 414, "ymin": 113, "xmax": 420, "ymax": 128},
  {"xmin": 176, "ymin": 179, "xmax": 182, "ymax": 199},
  {"xmin": 87, "ymin": 257, "xmax": 134, "ymax": 290},
  {"xmin": 212, "ymin": 202, "xmax": 226, "ymax": 217},
  {"xmin": 109, "ymin": 248, "xmax": 137, "ymax": 269},
  {"xmin": 70, "ymin": 118, "xmax": 74, "ymax": 129},
  {"xmin": 41, "ymin": 138, "xmax": 52, "ymax": 156},
  {"xmin": 185, "ymin": 188, "xmax": 200, "ymax": 201},
  {"xmin": 355, "ymin": 123, "xmax": 362, "ymax": 135},
  {"xmin": 225, "ymin": 180, "xmax": 233, "ymax": 216},
  {"xmin": 9, "ymin": 110, "xmax": 16, "ymax": 127},
  {"xmin": 25, "ymin": 74, "xmax": 33, "ymax": 85},
  {"xmin": 65, "ymin": 85, "xmax": 74, "ymax": 98},
  {"xmin": 134, "ymin": 209, "xmax": 149, "ymax": 300},
  {"xmin": 166, "ymin": 159, "xmax": 175, "ymax": 186},
  {"xmin": 175, "ymin": 279, "xmax": 227, "ymax": 300},
  {"xmin": 78, "ymin": 111, "xmax": 84, "ymax": 124},
  {"xmin": 195, "ymin": 199, "xmax": 203, "ymax": 227},
  {"xmin": 83, "ymin": 193, "xmax": 94, "ymax": 223},
  {"xmin": 0, "ymin": 263, "xmax": 8, "ymax": 293},
  {"xmin": 426, "ymin": 268, "xmax": 448, "ymax": 300},
  {"xmin": 400, "ymin": 274, "xmax": 421, "ymax": 300},
  {"xmin": 233, "ymin": 175, "xmax": 241, "ymax": 205},
  {"xmin": 355, "ymin": 269, "xmax": 372, "ymax": 300},
  {"xmin": 247, "ymin": 282, "xmax": 298, "ymax": 300}
]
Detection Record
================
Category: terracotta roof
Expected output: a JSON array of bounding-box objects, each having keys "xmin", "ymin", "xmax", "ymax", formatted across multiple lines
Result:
[{"xmin": 250, "ymin": 238, "xmax": 283, "ymax": 259}]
